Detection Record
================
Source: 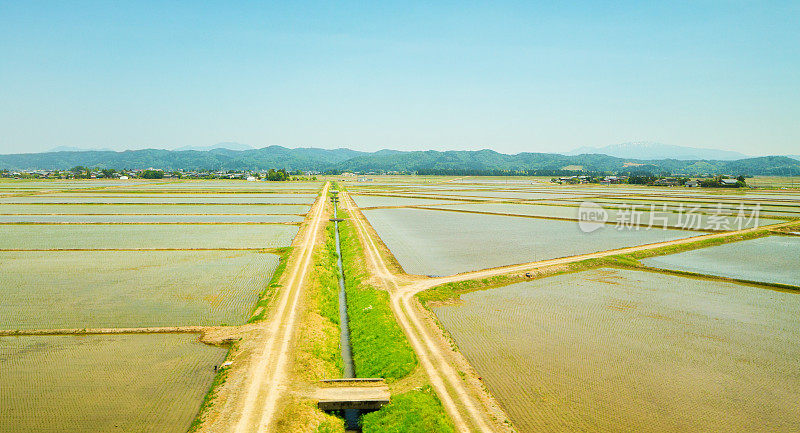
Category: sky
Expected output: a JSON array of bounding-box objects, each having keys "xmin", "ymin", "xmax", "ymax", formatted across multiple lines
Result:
[{"xmin": 1, "ymin": 1, "xmax": 798, "ymax": 155}]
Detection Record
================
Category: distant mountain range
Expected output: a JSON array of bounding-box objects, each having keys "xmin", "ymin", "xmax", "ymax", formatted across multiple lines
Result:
[
  {"xmin": 49, "ymin": 145, "xmax": 116, "ymax": 152},
  {"xmin": 565, "ymin": 142, "xmax": 750, "ymax": 161},
  {"xmin": 173, "ymin": 142, "xmax": 254, "ymax": 152},
  {"xmin": 2, "ymin": 144, "xmax": 799, "ymax": 175}
]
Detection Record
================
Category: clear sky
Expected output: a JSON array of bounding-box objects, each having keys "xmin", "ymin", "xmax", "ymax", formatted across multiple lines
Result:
[{"xmin": 1, "ymin": 1, "xmax": 798, "ymax": 155}]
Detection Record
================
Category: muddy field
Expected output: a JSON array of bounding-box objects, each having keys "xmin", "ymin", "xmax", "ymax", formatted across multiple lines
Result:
[
  {"xmin": 0, "ymin": 334, "xmax": 226, "ymax": 433},
  {"xmin": 433, "ymin": 268, "xmax": 800, "ymax": 433},
  {"xmin": 0, "ymin": 250, "xmax": 279, "ymax": 329},
  {"xmin": 0, "ymin": 179, "xmax": 322, "ymax": 431},
  {"xmin": 0, "ymin": 224, "xmax": 298, "ymax": 249}
]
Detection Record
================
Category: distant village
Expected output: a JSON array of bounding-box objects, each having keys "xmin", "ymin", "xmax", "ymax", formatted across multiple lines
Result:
[
  {"xmin": 0, "ymin": 167, "xmax": 317, "ymax": 181},
  {"xmin": 0, "ymin": 166, "xmax": 748, "ymax": 188},
  {"xmin": 552, "ymin": 174, "xmax": 749, "ymax": 188}
]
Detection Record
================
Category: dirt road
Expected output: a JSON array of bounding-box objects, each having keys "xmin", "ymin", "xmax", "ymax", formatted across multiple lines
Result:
[
  {"xmin": 342, "ymin": 192, "xmax": 502, "ymax": 433},
  {"xmin": 234, "ymin": 181, "xmax": 329, "ymax": 433},
  {"xmin": 197, "ymin": 182, "xmax": 329, "ymax": 433},
  {"xmin": 409, "ymin": 219, "xmax": 798, "ymax": 293},
  {"xmin": 342, "ymin": 191, "xmax": 796, "ymax": 433}
]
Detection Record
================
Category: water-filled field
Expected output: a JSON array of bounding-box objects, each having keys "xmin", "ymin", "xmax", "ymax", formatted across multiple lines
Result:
[
  {"xmin": 0, "ymin": 334, "xmax": 226, "ymax": 433},
  {"xmin": 0, "ymin": 214, "xmax": 303, "ymax": 223},
  {"xmin": 124, "ymin": 181, "xmax": 322, "ymax": 190},
  {"xmin": 0, "ymin": 194, "xmax": 316, "ymax": 204},
  {"xmin": 0, "ymin": 203, "xmax": 310, "ymax": 214},
  {"xmin": 0, "ymin": 224, "xmax": 298, "ymax": 249},
  {"xmin": 400, "ymin": 190, "xmax": 598, "ymax": 201},
  {"xmin": 0, "ymin": 250, "xmax": 278, "ymax": 329},
  {"xmin": 563, "ymin": 197, "xmax": 800, "ymax": 216},
  {"xmin": 641, "ymin": 236, "xmax": 800, "ymax": 286},
  {"xmin": 361, "ymin": 208, "xmax": 699, "ymax": 275},
  {"xmin": 351, "ymin": 194, "xmax": 467, "ymax": 208},
  {"xmin": 425, "ymin": 203, "xmax": 780, "ymax": 230},
  {"xmin": 433, "ymin": 268, "xmax": 800, "ymax": 432},
  {"xmin": 0, "ymin": 180, "xmax": 132, "ymax": 191}
]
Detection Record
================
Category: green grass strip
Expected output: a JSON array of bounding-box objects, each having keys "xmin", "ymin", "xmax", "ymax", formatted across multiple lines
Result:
[
  {"xmin": 337, "ymin": 209, "xmax": 417, "ymax": 381},
  {"xmin": 361, "ymin": 386, "xmax": 455, "ymax": 433},
  {"xmin": 188, "ymin": 344, "xmax": 235, "ymax": 432},
  {"xmin": 248, "ymin": 246, "xmax": 292, "ymax": 323}
]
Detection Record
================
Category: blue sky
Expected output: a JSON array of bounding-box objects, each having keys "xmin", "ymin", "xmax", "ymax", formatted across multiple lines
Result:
[{"xmin": 1, "ymin": 1, "xmax": 798, "ymax": 155}]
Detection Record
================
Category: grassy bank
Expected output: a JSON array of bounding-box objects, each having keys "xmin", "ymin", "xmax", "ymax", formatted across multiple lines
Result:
[
  {"xmin": 294, "ymin": 221, "xmax": 344, "ymax": 379},
  {"xmin": 335, "ymin": 204, "xmax": 455, "ymax": 432},
  {"xmin": 361, "ymin": 386, "xmax": 455, "ymax": 433},
  {"xmin": 188, "ymin": 343, "xmax": 235, "ymax": 432},
  {"xmin": 248, "ymin": 246, "xmax": 292, "ymax": 323},
  {"xmin": 275, "ymin": 208, "xmax": 344, "ymax": 432},
  {"xmin": 337, "ymin": 208, "xmax": 417, "ymax": 380}
]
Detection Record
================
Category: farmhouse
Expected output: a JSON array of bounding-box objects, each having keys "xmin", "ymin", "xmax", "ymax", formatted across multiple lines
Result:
[{"xmin": 653, "ymin": 178, "xmax": 680, "ymax": 187}]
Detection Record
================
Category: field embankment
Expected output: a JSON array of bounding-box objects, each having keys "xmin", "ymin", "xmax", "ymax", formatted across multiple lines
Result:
[
  {"xmin": 333, "ymin": 200, "xmax": 454, "ymax": 432},
  {"xmin": 273, "ymin": 208, "xmax": 344, "ymax": 433}
]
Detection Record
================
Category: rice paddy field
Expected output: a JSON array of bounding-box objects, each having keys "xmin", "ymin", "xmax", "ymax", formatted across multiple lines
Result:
[
  {"xmin": 0, "ymin": 334, "xmax": 227, "ymax": 433},
  {"xmin": 424, "ymin": 202, "xmax": 780, "ymax": 229},
  {"xmin": 0, "ymin": 193, "xmax": 316, "ymax": 204},
  {"xmin": 0, "ymin": 224, "xmax": 298, "ymax": 249},
  {"xmin": 351, "ymin": 194, "xmax": 466, "ymax": 208},
  {"xmin": 433, "ymin": 268, "xmax": 800, "ymax": 433},
  {"xmin": 360, "ymin": 207, "xmax": 700, "ymax": 275},
  {"xmin": 641, "ymin": 235, "xmax": 800, "ymax": 286},
  {"xmin": 0, "ymin": 213, "xmax": 303, "ymax": 223},
  {"xmin": 0, "ymin": 179, "xmax": 322, "ymax": 432},
  {"xmin": 0, "ymin": 203, "xmax": 310, "ymax": 214},
  {"xmin": 0, "ymin": 250, "xmax": 279, "ymax": 329},
  {"xmin": 346, "ymin": 176, "xmax": 800, "ymax": 431}
]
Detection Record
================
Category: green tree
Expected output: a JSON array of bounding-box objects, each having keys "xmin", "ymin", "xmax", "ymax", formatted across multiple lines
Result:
[
  {"xmin": 266, "ymin": 168, "xmax": 288, "ymax": 181},
  {"xmin": 140, "ymin": 169, "xmax": 164, "ymax": 179}
]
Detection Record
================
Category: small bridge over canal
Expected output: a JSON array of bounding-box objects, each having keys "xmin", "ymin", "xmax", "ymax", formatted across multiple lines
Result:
[{"xmin": 315, "ymin": 378, "xmax": 391, "ymax": 411}]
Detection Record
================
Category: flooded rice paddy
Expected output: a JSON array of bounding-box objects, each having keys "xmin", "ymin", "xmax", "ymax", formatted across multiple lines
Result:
[
  {"xmin": 0, "ymin": 334, "xmax": 226, "ymax": 433},
  {"xmin": 0, "ymin": 213, "xmax": 303, "ymax": 223},
  {"xmin": 0, "ymin": 251, "xmax": 278, "ymax": 329},
  {"xmin": 361, "ymin": 207, "xmax": 699, "ymax": 275},
  {"xmin": 0, "ymin": 194, "xmax": 316, "ymax": 204},
  {"xmin": 0, "ymin": 224, "xmax": 298, "ymax": 249},
  {"xmin": 0, "ymin": 203, "xmax": 311, "ymax": 214},
  {"xmin": 425, "ymin": 202, "xmax": 779, "ymax": 229},
  {"xmin": 433, "ymin": 268, "xmax": 800, "ymax": 432},
  {"xmin": 350, "ymin": 194, "xmax": 466, "ymax": 208},
  {"xmin": 641, "ymin": 236, "xmax": 800, "ymax": 286}
]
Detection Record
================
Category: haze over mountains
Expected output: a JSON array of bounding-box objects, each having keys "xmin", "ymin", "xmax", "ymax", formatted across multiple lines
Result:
[
  {"xmin": 4, "ymin": 142, "xmax": 800, "ymax": 175},
  {"xmin": 565, "ymin": 142, "xmax": 751, "ymax": 161},
  {"xmin": 173, "ymin": 142, "xmax": 255, "ymax": 152}
]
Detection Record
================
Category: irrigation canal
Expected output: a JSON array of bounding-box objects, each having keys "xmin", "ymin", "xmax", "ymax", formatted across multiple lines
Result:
[{"xmin": 331, "ymin": 191, "xmax": 359, "ymax": 429}]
